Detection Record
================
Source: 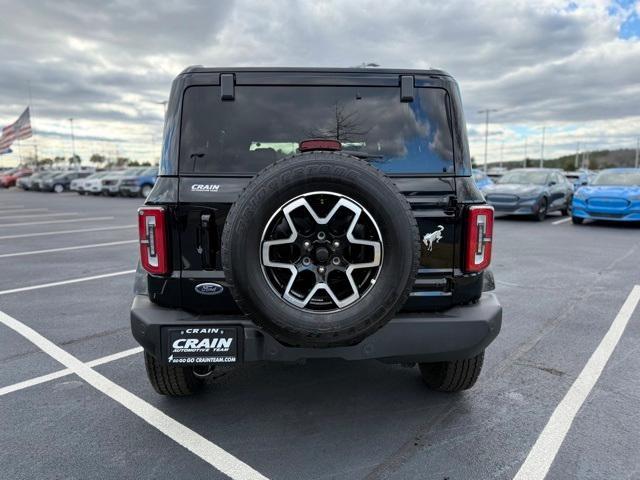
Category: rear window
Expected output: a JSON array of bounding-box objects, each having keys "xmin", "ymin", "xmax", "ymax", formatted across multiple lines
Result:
[{"xmin": 179, "ymin": 85, "xmax": 454, "ymax": 175}]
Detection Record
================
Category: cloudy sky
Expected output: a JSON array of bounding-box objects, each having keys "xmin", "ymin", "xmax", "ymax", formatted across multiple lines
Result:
[{"xmin": 1, "ymin": 0, "xmax": 639, "ymax": 167}]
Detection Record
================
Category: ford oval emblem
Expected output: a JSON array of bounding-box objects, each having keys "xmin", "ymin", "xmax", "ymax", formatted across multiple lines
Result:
[{"xmin": 195, "ymin": 283, "xmax": 224, "ymax": 295}]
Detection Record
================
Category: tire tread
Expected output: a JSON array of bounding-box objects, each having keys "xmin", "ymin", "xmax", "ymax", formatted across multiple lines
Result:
[
  {"xmin": 419, "ymin": 352, "xmax": 484, "ymax": 392},
  {"xmin": 144, "ymin": 351, "xmax": 203, "ymax": 396}
]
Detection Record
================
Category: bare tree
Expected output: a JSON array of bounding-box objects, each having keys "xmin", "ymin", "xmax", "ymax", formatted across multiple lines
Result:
[{"xmin": 306, "ymin": 102, "xmax": 370, "ymax": 143}]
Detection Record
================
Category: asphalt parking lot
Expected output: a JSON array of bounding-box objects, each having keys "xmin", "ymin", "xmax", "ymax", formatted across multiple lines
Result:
[{"xmin": 0, "ymin": 189, "xmax": 639, "ymax": 480}]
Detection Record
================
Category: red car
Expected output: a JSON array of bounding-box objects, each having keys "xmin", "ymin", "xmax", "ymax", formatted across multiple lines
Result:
[{"xmin": 0, "ymin": 167, "xmax": 32, "ymax": 188}]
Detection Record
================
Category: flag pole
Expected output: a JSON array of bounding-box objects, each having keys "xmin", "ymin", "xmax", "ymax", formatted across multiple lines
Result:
[{"xmin": 28, "ymin": 81, "xmax": 38, "ymax": 165}]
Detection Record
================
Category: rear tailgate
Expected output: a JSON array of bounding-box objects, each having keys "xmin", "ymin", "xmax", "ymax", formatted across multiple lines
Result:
[
  {"xmin": 176, "ymin": 175, "xmax": 461, "ymax": 313},
  {"xmin": 172, "ymin": 72, "xmax": 468, "ymax": 313}
]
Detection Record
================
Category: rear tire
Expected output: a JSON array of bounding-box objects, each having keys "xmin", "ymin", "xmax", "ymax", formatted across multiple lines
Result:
[
  {"xmin": 144, "ymin": 351, "xmax": 207, "ymax": 396},
  {"xmin": 572, "ymin": 216, "xmax": 584, "ymax": 225},
  {"xmin": 419, "ymin": 352, "xmax": 484, "ymax": 392}
]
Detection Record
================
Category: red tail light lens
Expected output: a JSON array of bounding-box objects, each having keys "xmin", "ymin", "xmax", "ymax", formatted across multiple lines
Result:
[
  {"xmin": 138, "ymin": 207, "xmax": 169, "ymax": 275},
  {"xmin": 464, "ymin": 205, "xmax": 494, "ymax": 273}
]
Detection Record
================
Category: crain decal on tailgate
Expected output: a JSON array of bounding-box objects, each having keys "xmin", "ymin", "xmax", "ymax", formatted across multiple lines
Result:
[{"xmin": 191, "ymin": 184, "xmax": 220, "ymax": 192}]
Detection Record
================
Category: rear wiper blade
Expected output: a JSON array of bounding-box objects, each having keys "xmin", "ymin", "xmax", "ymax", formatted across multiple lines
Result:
[{"xmin": 341, "ymin": 150, "xmax": 383, "ymax": 160}]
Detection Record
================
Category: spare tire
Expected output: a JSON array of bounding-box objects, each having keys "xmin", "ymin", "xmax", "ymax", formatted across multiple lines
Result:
[{"xmin": 221, "ymin": 152, "xmax": 420, "ymax": 347}]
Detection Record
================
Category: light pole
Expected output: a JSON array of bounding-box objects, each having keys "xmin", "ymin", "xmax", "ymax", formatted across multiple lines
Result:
[
  {"xmin": 539, "ymin": 126, "xmax": 546, "ymax": 168},
  {"xmin": 478, "ymin": 108, "xmax": 498, "ymax": 173},
  {"xmin": 635, "ymin": 137, "xmax": 639, "ymax": 168},
  {"xmin": 523, "ymin": 137, "xmax": 528, "ymax": 168},
  {"xmin": 575, "ymin": 142, "xmax": 580, "ymax": 170},
  {"xmin": 68, "ymin": 118, "xmax": 76, "ymax": 163}
]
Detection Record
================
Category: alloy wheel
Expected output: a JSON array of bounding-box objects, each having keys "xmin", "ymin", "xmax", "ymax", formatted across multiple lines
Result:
[{"xmin": 260, "ymin": 191, "xmax": 383, "ymax": 312}]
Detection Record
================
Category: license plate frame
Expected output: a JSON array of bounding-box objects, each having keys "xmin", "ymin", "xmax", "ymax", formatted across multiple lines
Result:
[{"xmin": 161, "ymin": 326, "xmax": 241, "ymax": 365}]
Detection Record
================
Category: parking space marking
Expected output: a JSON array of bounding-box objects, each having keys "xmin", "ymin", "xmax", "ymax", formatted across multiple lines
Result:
[
  {"xmin": 0, "ymin": 204, "xmax": 24, "ymax": 209},
  {"xmin": 0, "ymin": 240, "xmax": 138, "ymax": 258},
  {"xmin": 0, "ymin": 212, "xmax": 79, "ymax": 220},
  {"xmin": 0, "ymin": 224, "xmax": 136, "ymax": 240},
  {"xmin": 551, "ymin": 217, "xmax": 572, "ymax": 225},
  {"xmin": 0, "ymin": 346, "xmax": 143, "ymax": 397},
  {"xmin": 0, "ymin": 208, "xmax": 49, "ymax": 215},
  {"xmin": 0, "ymin": 216, "xmax": 114, "ymax": 227},
  {"xmin": 514, "ymin": 285, "xmax": 640, "ymax": 480},
  {"xmin": 0, "ymin": 311, "xmax": 269, "ymax": 480},
  {"xmin": 0, "ymin": 270, "xmax": 135, "ymax": 296}
]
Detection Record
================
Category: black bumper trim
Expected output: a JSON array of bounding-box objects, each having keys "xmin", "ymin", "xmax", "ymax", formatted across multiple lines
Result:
[{"xmin": 131, "ymin": 294, "xmax": 502, "ymax": 363}]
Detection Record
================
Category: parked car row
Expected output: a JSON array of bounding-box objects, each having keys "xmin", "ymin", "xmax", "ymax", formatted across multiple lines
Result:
[
  {"xmin": 472, "ymin": 167, "xmax": 640, "ymax": 224},
  {"xmin": 16, "ymin": 167, "xmax": 95, "ymax": 192},
  {"xmin": 0, "ymin": 167, "xmax": 33, "ymax": 188},
  {"xmin": 7, "ymin": 166, "xmax": 158, "ymax": 198},
  {"xmin": 70, "ymin": 167, "xmax": 158, "ymax": 197}
]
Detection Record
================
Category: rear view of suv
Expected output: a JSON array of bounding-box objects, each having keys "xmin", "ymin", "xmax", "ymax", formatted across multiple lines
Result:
[{"xmin": 131, "ymin": 67, "xmax": 502, "ymax": 396}]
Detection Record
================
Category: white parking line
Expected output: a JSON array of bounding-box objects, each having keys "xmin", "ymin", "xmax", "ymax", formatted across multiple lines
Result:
[
  {"xmin": 0, "ymin": 311, "xmax": 269, "ymax": 480},
  {"xmin": 0, "ymin": 347, "xmax": 143, "ymax": 397},
  {"xmin": 0, "ymin": 216, "xmax": 114, "ymax": 227},
  {"xmin": 0, "ymin": 240, "xmax": 138, "ymax": 258},
  {"xmin": 0, "ymin": 204, "xmax": 24, "ymax": 209},
  {"xmin": 0, "ymin": 212, "xmax": 78, "ymax": 220},
  {"xmin": 0, "ymin": 208, "xmax": 49, "ymax": 215},
  {"xmin": 551, "ymin": 217, "xmax": 572, "ymax": 225},
  {"xmin": 514, "ymin": 285, "xmax": 640, "ymax": 480},
  {"xmin": 0, "ymin": 224, "xmax": 136, "ymax": 240},
  {"xmin": 0, "ymin": 270, "xmax": 135, "ymax": 296}
]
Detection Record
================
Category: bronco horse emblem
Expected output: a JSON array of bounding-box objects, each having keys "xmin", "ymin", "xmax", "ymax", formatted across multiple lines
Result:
[{"xmin": 423, "ymin": 225, "xmax": 444, "ymax": 251}]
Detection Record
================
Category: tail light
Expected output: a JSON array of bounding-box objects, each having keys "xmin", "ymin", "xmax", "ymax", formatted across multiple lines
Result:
[
  {"xmin": 138, "ymin": 207, "xmax": 169, "ymax": 275},
  {"xmin": 464, "ymin": 205, "xmax": 494, "ymax": 273},
  {"xmin": 299, "ymin": 139, "xmax": 342, "ymax": 152}
]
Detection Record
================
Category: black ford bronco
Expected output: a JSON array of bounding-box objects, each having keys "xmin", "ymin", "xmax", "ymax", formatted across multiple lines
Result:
[{"xmin": 131, "ymin": 67, "xmax": 501, "ymax": 396}]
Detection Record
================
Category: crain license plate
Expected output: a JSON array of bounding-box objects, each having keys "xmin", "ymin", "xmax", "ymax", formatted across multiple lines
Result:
[{"xmin": 163, "ymin": 327, "xmax": 239, "ymax": 365}]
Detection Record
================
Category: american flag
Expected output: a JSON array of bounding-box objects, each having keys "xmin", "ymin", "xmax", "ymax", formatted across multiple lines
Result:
[{"xmin": 0, "ymin": 107, "xmax": 33, "ymax": 151}]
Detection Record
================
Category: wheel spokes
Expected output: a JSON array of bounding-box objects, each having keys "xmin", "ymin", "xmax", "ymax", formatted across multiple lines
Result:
[{"xmin": 261, "ymin": 192, "xmax": 382, "ymax": 311}]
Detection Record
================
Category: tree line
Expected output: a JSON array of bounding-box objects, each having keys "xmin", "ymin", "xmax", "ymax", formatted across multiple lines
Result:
[{"xmin": 22, "ymin": 154, "xmax": 153, "ymax": 168}]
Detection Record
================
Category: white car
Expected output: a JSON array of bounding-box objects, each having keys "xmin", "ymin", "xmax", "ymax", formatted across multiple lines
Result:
[
  {"xmin": 83, "ymin": 171, "xmax": 111, "ymax": 195},
  {"xmin": 100, "ymin": 168, "xmax": 145, "ymax": 196},
  {"xmin": 70, "ymin": 177, "xmax": 85, "ymax": 194}
]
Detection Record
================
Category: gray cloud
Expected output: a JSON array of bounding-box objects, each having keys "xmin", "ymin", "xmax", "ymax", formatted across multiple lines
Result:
[{"xmin": 0, "ymin": 0, "xmax": 638, "ymax": 164}]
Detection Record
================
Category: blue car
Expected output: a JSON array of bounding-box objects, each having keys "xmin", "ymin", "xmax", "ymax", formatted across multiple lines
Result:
[
  {"xmin": 118, "ymin": 166, "xmax": 158, "ymax": 198},
  {"xmin": 472, "ymin": 169, "xmax": 494, "ymax": 191},
  {"xmin": 572, "ymin": 168, "xmax": 640, "ymax": 224}
]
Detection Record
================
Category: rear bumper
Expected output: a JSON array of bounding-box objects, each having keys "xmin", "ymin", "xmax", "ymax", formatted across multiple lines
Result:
[{"xmin": 131, "ymin": 293, "xmax": 502, "ymax": 364}]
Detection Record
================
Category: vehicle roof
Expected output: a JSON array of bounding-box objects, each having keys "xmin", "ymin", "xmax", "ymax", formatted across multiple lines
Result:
[
  {"xmin": 180, "ymin": 66, "xmax": 453, "ymax": 78},
  {"xmin": 506, "ymin": 168, "xmax": 559, "ymax": 172},
  {"xmin": 599, "ymin": 168, "xmax": 640, "ymax": 173}
]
